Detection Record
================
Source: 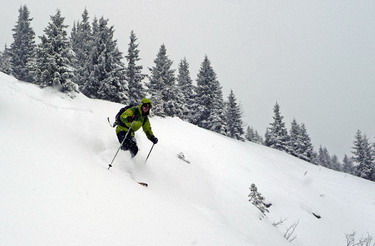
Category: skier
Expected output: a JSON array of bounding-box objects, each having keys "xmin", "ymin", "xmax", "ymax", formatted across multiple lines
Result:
[{"xmin": 116, "ymin": 98, "xmax": 158, "ymax": 158}]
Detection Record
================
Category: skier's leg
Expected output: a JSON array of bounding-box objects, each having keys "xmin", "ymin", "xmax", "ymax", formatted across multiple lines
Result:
[
  {"xmin": 116, "ymin": 131, "xmax": 127, "ymax": 150},
  {"xmin": 127, "ymin": 137, "xmax": 139, "ymax": 158},
  {"xmin": 117, "ymin": 132, "xmax": 138, "ymax": 157}
]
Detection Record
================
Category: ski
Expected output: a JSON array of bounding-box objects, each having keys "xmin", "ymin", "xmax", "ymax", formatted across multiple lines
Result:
[{"xmin": 138, "ymin": 182, "xmax": 148, "ymax": 187}]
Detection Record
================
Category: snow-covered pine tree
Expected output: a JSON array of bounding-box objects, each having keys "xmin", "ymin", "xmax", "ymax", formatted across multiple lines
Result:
[
  {"xmin": 207, "ymin": 87, "xmax": 226, "ymax": 135},
  {"xmin": 71, "ymin": 8, "xmax": 93, "ymax": 88},
  {"xmin": 311, "ymin": 150, "xmax": 319, "ymax": 165},
  {"xmin": 0, "ymin": 50, "xmax": 5, "ymax": 72},
  {"xmin": 264, "ymin": 128, "xmax": 271, "ymax": 146},
  {"xmin": 360, "ymin": 134, "xmax": 374, "ymax": 180},
  {"xmin": 342, "ymin": 155, "xmax": 355, "ymax": 175},
  {"xmin": 352, "ymin": 130, "xmax": 364, "ymax": 166},
  {"xmin": 193, "ymin": 55, "xmax": 226, "ymax": 134},
  {"xmin": 147, "ymin": 44, "xmax": 181, "ymax": 117},
  {"xmin": 225, "ymin": 90, "xmax": 244, "ymax": 140},
  {"xmin": 289, "ymin": 120, "xmax": 314, "ymax": 163},
  {"xmin": 352, "ymin": 130, "xmax": 374, "ymax": 180},
  {"xmin": 289, "ymin": 119, "xmax": 303, "ymax": 158},
  {"xmin": 299, "ymin": 123, "xmax": 314, "ymax": 163},
  {"xmin": 245, "ymin": 126, "xmax": 264, "ymax": 144},
  {"xmin": 317, "ymin": 145, "xmax": 331, "ymax": 167},
  {"xmin": 0, "ymin": 45, "xmax": 12, "ymax": 74},
  {"xmin": 31, "ymin": 9, "xmax": 76, "ymax": 93},
  {"xmin": 318, "ymin": 146, "xmax": 327, "ymax": 167},
  {"xmin": 245, "ymin": 126, "xmax": 255, "ymax": 141},
  {"xmin": 330, "ymin": 155, "xmax": 341, "ymax": 171},
  {"xmin": 81, "ymin": 17, "xmax": 128, "ymax": 103},
  {"xmin": 265, "ymin": 103, "xmax": 290, "ymax": 153},
  {"xmin": 256, "ymin": 130, "xmax": 264, "ymax": 144},
  {"xmin": 316, "ymin": 145, "xmax": 333, "ymax": 169},
  {"xmin": 9, "ymin": 5, "xmax": 36, "ymax": 82},
  {"xmin": 79, "ymin": 17, "xmax": 99, "ymax": 97},
  {"xmin": 176, "ymin": 57, "xmax": 195, "ymax": 122},
  {"xmin": 126, "ymin": 31, "xmax": 146, "ymax": 104}
]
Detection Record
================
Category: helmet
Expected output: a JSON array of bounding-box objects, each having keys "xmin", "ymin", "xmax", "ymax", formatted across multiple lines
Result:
[
  {"xmin": 141, "ymin": 98, "xmax": 152, "ymax": 110},
  {"xmin": 141, "ymin": 98, "xmax": 152, "ymax": 104}
]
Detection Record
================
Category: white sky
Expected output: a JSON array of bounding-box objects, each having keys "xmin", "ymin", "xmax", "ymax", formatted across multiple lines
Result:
[{"xmin": 1, "ymin": 0, "xmax": 375, "ymax": 159}]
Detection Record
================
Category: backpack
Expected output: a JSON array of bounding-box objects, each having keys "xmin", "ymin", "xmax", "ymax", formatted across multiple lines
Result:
[{"xmin": 113, "ymin": 104, "xmax": 136, "ymax": 127}]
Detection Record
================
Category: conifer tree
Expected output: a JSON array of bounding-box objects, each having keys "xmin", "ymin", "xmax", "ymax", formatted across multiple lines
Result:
[
  {"xmin": 71, "ymin": 8, "xmax": 93, "ymax": 88},
  {"xmin": 245, "ymin": 126, "xmax": 263, "ymax": 144},
  {"xmin": 193, "ymin": 55, "xmax": 226, "ymax": 134},
  {"xmin": 330, "ymin": 155, "xmax": 341, "ymax": 171},
  {"xmin": 245, "ymin": 126, "xmax": 254, "ymax": 142},
  {"xmin": 126, "ymin": 31, "xmax": 146, "ymax": 104},
  {"xmin": 207, "ymin": 88, "xmax": 226, "ymax": 134},
  {"xmin": 342, "ymin": 155, "xmax": 355, "ymax": 174},
  {"xmin": 265, "ymin": 103, "xmax": 290, "ymax": 153},
  {"xmin": 316, "ymin": 147, "xmax": 341, "ymax": 171},
  {"xmin": 225, "ymin": 90, "xmax": 244, "ymax": 140},
  {"xmin": 289, "ymin": 119, "xmax": 303, "ymax": 158},
  {"xmin": 81, "ymin": 17, "xmax": 128, "ymax": 103},
  {"xmin": 0, "ymin": 50, "xmax": 5, "ymax": 72},
  {"xmin": 301, "ymin": 123, "xmax": 314, "ymax": 162},
  {"xmin": 176, "ymin": 57, "xmax": 195, "ymax": 121},
  {"xmin": 0, "ymin": 45, "xmax": 12, "ymax": 74},
  {"xmin": 288, "ymin": 119, "xmax": 314, "ymax": 162},
  {"xmin": 317, "ymin": 145, "xmax": 332, "ymax": 168},
  {"xmin": 31, "ymin": 9, "xmax": 76, "ymax": 92},
  {"xmin": 147, "ymin": 44, "xmax": 181, "ymax": 117},
  {"xmin": 352, "ymin": 130, "xmax": 364, "ymax": 165},
  {"xmin": 311, "ymin": 150, "xmax": 319, "ymax": 165},
  {"xmin": 352, "ymin": 130, "xmax": 374, "ymax": 180},
  {"xmin": 9, "ymin": 5, "xmax": 36, "ymax": 82},
  {"xmin": 264, "ymin": 128, "xmax": 271, "ymax": 146}
]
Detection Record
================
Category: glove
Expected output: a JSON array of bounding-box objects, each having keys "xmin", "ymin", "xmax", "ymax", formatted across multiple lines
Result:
[{"xmin": 150, "ymin": 135, "xmax": 158, "ymax": 144}]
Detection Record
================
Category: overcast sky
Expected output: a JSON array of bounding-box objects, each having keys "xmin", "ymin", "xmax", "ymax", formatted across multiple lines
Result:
[{"xmin": 1, "ymin": 0, "xmax": 374, "ymax": 159}]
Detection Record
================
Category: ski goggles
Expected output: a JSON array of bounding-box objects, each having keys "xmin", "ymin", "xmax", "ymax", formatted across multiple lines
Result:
[{"xmin": 142, "ymin": 103, "xmax": 152, "ymax": 109}]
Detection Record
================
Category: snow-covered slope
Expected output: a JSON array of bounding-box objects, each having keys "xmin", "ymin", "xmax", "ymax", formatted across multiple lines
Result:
[{"xmin": 1, "ymin": 72, "xmax": 374, "ymax": 246}]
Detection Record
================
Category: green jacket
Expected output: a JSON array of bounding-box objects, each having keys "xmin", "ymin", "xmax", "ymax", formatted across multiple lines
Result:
[{"xmin": 115, "ymin": 105, "xmax": 154, "ymax": 139}]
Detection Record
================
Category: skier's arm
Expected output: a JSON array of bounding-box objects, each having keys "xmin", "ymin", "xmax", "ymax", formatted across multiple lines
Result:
[
  {"xmin": 143, "ymin": 119, "xmax": 158, "ymax": 144},
  {"xmin": 142, "ymin": 118, "xmax": 154, "ymax": 139},
  {"xmin": 120, "ymin": 108, "xmax": 135, "ymax": 128}
]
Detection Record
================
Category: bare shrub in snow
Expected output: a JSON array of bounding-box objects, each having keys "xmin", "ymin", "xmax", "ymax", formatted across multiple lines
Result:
[
  {"xmin": 248, "ymin": 183, "xmax": 269, "ymax": 215},
  {"xmin": 346, "ymin": 232, "xmax": 374, "ymax": 246}
]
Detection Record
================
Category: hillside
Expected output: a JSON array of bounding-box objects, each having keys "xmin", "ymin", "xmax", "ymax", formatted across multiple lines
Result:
[{"xmin": 1, "ymin": 72, "xmax": 374, "ymax": 246}]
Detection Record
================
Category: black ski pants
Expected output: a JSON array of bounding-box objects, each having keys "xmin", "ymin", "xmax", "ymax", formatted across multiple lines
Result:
[{"xmin": 117, "ymin": 131, "xmax": 138, "ymax": 158}]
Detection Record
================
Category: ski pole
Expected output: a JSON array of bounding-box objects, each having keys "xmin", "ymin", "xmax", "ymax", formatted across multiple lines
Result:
[
  {"xmin": 107, "ymin": 117, "xmax": 115, "ymax": 128},
  {"xmin": 144, "ymin": 143, "xmax": 155, "ymax": 164},
  {"xmin": 108, "ymin": 122, "xmax": 134, "ymax": 170}
]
